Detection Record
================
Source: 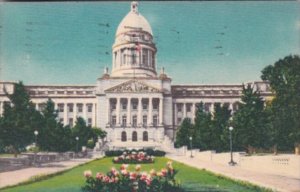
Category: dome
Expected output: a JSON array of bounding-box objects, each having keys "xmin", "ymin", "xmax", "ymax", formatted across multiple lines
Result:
[{"xmin": 116, "ymin": 2, "xmax": 153, "ymax": 36}]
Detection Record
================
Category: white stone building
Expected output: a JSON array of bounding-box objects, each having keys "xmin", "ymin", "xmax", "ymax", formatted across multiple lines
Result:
[{"xmin": 0, "ymin": 2, "xmax": 272, "ymax": 149}]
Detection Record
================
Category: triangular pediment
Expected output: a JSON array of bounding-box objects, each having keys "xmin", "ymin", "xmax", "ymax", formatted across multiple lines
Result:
[{"xmin": 105, "ymin": 80, "xmax": 161, "ymax": 93}]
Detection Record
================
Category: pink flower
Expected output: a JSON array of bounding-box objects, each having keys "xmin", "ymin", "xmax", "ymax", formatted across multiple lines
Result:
[
  {"xmin": 161, "ymin": 168, "xmax": 167, "ymax": 177},
  {"xmin": 120, "ymin": 164, "xmax": 128, "ymax": 170},
  {"xmin": 96, "ymin": 172, "xmax": 104, "ymax": 180},
  {"xmin": 130, "ymin": 172, "xmax": 137, "ymax": 180},
  {"xmin": 102, "ymin": 176, "xmax": 110, "ymax": 183},
  {"xmin": 83, "ymin": 170, "xmax": 92, "ymax": 178},
  {"xmin": 121, "ymin": 169, "xmax": 129, "ymax": 176}
]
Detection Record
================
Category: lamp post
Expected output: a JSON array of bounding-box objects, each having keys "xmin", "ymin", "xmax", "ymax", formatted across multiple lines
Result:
[
  {"xmin": 228, "ymin": 126, "xmax": 236, "ymax": 165},
  {"xmin": 75, "ymin": 136, "xmax": 79, "ymax": 155},
  {"xmin": 34, "ymin": 130, "xmax": 38, "ymax": 166},
  {"xmin": 189, "ymin": 136, "xmax": 193, "ymax": 158}
]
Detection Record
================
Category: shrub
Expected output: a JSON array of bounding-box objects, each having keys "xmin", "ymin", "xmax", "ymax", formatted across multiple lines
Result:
[
  {"xmin": 105, "ymin": 149, "xmax": 166, "ymax": 157},
  {"xmin": 154, "ymin": 150, "xmax": 166, "ymax": 157},
  {"xmin": 113, "ymin": 151, "xmax": 154, "ymax": 164},
  {"xmin": 82, "ymin": 161, "xmax": 183, "ymax": 192}
]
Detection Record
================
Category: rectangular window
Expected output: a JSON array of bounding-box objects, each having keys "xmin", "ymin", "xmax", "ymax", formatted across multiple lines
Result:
[
  {"xmin": 153, "ymin": 115, "xmax": 158, "ymax": 127},
  {"xmin": 77, "ymin": 104, "xmax": 83, "ymax": 113},
  {"xmin": 111, "ymin": 103, "xmax": 116, "ymax": 110},
  {"xmin": 87, "ymin": 118, "xmax": 92, "ymax": 126},
  {"xmin": 122, "ymin": 116, "xmax": 127, "ymax": 127},
  {"xmin": 142, "ymin": 48, "xmax": 148, "ymax": 66},
  {"xmin": 68, "ymin": 104, "xmax": 73, "ymax": 113},
  {"xmin": 59, "ymin": 118, "xmax": 64, "ymax": 123},
  {"xmin": 186, "ymin": 104, "xmax": 192, "ymax": 112},
  {"xmin": 122, "ymin": 103, "xmax": 127, "ymax": 110},
  {"xmin": 58, "ymin": 104, "xmax": 64, "ymax": 112},
  {"xmin": 87, "ymin": 104, "xmax": 93, "ymax": 113},
  {"xmin": 132, "ymin": 116, "xmax": 137, "ymax": 127},
  {"xmin": 142, "ymin": 103, "xmax": 148, "ymax": 110},
  {"xmin": 204, "ymin": 103, "xmax": 211, "ymax": 112},
  {"xmin": 177, "ymin": 104, "xmax": 182, "ymax": 112},
  {"xmin": 69, "ymin": 118, "xmax": 73, "ymax": 127},
  {"xmin": 177, "ymin": 118, "xmax": 182, "ymax": 124},
  {"xmin": 112, "ymin": 116, "xmax": 116, "ymax": 126},
  {"xmin": 143, "ymin": 115, "xmax": 147, "ymax": 127},
  {"xmin": 153, "ymin": 103, "xmax": 158, "ymax": 110},
  {"xmin": 132, "ymin": 102, "xmax": 138, "ymax": 110}
]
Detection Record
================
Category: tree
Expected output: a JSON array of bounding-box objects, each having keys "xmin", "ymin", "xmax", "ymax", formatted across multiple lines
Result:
[
  {"xmin": 175, "ymin": 118, "xmax": 193, "ymax": 148},
  {"xmin": 211, "ymin": 103, "xmax": 232, "ymax": 152},
  {"xmin": 72, "ymin": 117, "xmax": 95, "ymax": 150},
  {"xmin": 193, "ymin": 103, "xmax": 213, "ymax": 150},
  {"xmin": 38, "ymin": 99, "xmax": 72, "ymax": 152},
  {"xmin": 232, "ymin": 84, "xmax": 270, "ymax": 153},
  {"xmin": 0, "ymin": 82, "xmax": 42, "ymax": 156},
  {"xmin": 261, "ymin": 55, "xmax": 300, "ymax": 151}
]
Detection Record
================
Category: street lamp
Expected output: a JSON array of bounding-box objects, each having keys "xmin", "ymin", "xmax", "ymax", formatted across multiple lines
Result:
[
  {"xmin": 189, "ymin": 136, "xmax": 193, "ymax": 158},
  {"xmin": 75, "ymin": 136, "xmax": 79, "ymax": 154},
  {"xmin": 228, "ymin": 126, "xmax": 236, "ymax": 166},
  {"xmin": 34, "ymin": 130, "xmax": 39, "ymax": 166}
]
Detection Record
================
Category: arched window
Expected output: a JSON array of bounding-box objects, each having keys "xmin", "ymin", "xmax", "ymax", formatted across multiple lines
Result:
[
  {"xmin": 121, "ymin": 131, "xmax": 127, "ymax": 142},
  {"xmin": 132, "ymin": 131, "xmax": 137, "ymax": 142},
  {"xmin": 143, "ymin": 131, "xmax": 148, "ymax": 141}
]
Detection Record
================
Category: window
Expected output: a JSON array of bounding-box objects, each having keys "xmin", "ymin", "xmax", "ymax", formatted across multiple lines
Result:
[
  {"xmin": 153, "ymin": 115, "xmax": 158, "ymax": 127},
  {"xmin": 57, "ymin": 91, "xmax": 64, "ymax": 94},
  {"xmin": 59, "ymin": 118, "xmax": 64, "ymax": 123},
  {"xmin": 132, "ymin": 131, "xmax": 137, "ymax": 142},
  {"xmin": 122, "ymin": 103, "xmax": 127, "ymax": 110},
  {"xmin": 132, "ymin": 102, "xmax": 138, "ymax": 110},
  {"xmin": 142, "ymin": 115, "xmax": 147, "ymax": 127},
  {"xmin": 87, "ymin": 118, "xmax": 92, "ymax": 126},
  {"xmin": 121, "ymin": 131, "xmax": 127, "ymax": 142},
  {"xmin": 142, "ymin": 103, "xmax": 148, "ymax": 110},
  {"xmin": 143, "ymin": 131, "xmax": 148, "ymax": 141},
  {"xmin": 58, "ymin": 104, "xmax": 64, "ymax": 112},
  {"xmin": 68, "ymin": 104, "xmax": 73, "ymax": 113},
  {"xmin": 112, "ymin": 116, "xmax": 116, "ymax": 126},
  {"xmin": 111, "ymin": 103, "xmax": 116, "ymax": 110},
  {"xmin": 122, "ymin": 115, "xmax": 127, "ymax": 127},
  {"xmin": 132, "ymin": 53, "xmax": 137, "ymax": 65},
  {"xmin": 177, "ymin": 118, "xmax": 182, "ymax": 124},
  {"xmin": 132, "ymin": 115, "xmax": 137, "ymax": 127},
  {"xmin": 186, "ymin": 104, "xmax": 192, "ymax": 112},
  {"xmin": 204, "ymin": 103, "xmax": 210, "ymax": 112},
  {"xmin": 177, "ymin": 104, "xmax": 182, "ymax": 112},
  {"xmin": 142, "ymin": 48, "xmax": 148, "ymax": 66},
  {"xmin": 87, "ymin": 104, "xmax": 93, "ymax": 113},
  {"xmin": 153, "ymin": 103, "xmax": 158, "ymax": 110},
  {"xmin": 69, "ymin": 118, "xmax": 74, "ymax": 127},
  {"xmin": 77, "ymin": 104, "xmax": 83, "ymax": 113}
]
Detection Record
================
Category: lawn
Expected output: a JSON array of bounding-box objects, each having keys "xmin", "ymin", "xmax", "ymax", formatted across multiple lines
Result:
[{"xmin": 1, "ymin": 157, "xmax": 270, "ymax": 192}]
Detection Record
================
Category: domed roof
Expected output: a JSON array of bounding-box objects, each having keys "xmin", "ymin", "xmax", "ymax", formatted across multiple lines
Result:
[{"xmin": 116, "ymin": 2, "xmax": 153, "ymax": 36}]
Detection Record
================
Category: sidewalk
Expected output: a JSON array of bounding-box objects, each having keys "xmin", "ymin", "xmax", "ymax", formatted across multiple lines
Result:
[
  {"xmin": 167, "ymin": 154, "xmax": 300, "ymax": 192},
  {"xmin": 0, "ymin": 157, "xmax": 97, "ymax": 189}
]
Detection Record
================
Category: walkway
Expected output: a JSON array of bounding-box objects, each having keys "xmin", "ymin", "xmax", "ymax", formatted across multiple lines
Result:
[
  {"xmin": 167, "ymin": 154, "xmax": 300, "ymax": 192},
  {"xmin": 0, "ymin": 157, "xmax": 97, "ymax": 189}
]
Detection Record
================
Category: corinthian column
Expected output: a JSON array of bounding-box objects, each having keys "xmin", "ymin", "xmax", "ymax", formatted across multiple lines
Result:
[
  {"xmin": 116, "ymin": 97, "xmax": 120, "ymax": 125},
  {"xmin": 127, "ymin": 98, "xmax": 131, "ymax": 126},
  {"xmin": 159, "ymin": 97, "xmax": 163, "ymax": 125},
  {"xmin": 148, "ymin": 97, "xmax": 153, "ymax": 126}
]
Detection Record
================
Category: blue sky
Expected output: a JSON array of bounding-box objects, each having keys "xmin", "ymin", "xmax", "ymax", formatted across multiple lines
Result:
[{"xmin": 0, "ymin": 1, "xmax": 299, "ymax": 85}]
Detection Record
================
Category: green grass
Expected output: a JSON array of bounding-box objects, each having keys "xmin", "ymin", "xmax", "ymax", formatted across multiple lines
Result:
[{"xmin": 1, "ymin": 157, "xmax": 271, "ymax": 192}]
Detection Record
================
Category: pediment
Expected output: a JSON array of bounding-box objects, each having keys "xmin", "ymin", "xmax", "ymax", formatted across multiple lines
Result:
[{"xmin": 105, "ymin": 80, "xmax": 161, "ymax": 93}]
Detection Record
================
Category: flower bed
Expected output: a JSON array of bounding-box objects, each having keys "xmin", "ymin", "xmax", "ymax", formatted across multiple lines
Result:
[
  {"xmin": 113, "ymin": 151, "xmax": 154, "ymax": 164},
  {"xmin": 82, "ymin": 161, "xmax": 183, "ymax": 192}
]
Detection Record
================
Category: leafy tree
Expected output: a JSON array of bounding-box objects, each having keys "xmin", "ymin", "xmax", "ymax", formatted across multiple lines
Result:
[
  {"xmin": 38, "ymin": 99, "xmax": 72, "ymax": 152},
  {"xmin": 261, "ymin": 55, "xmax": 300, "ymax": 151},
  {"xmin": 193, "ymin": 103, "xmax": 213, "ymax": 150},
  {"xmin": 175, "ymin": 118, "xmax": 193, "ymax": 148},
  {"xmin": 0, "ymin": 82, "xmax": 41, "ymax": 156},
  {"xmin": 232, "ymin": 84, "xmax": 270, "ymax": 153},
  {"xmin": 211, "ymin": 103, "xmax": 232, "ymax": 152}
]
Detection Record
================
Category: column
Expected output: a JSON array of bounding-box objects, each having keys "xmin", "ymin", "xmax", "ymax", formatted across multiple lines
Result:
[
  {"xmin": 116, "ymin": 97, "xmax": 120, "ymax": 125},
  {"xmin": 148, "ymin": 97, "xmax": 153, "ymax": 126},
  {"xmin": 127, "ymin": 98, "xmax": 131, "ymax": 126},
  {"xmin": 183, "ymin": 103, "xmax": 187, "ymax": 118},
  {"xmin": 93, "ymin": 103, "xmax": 97, "ymax": 126},
  {"xmin": 229, "ymin": 103, "xmax": 233, "ymax": 114},
  {"xmin": 83, "ymin": 103, "xmax": 87, "ymax": 122},
  {"xmin": 159, "ymin": 97, "xmax": 163, "ymax": 125},
  {"xmin": 174, "ymin": 102, "xmax": 177, "ymax": 125},
  {"xmin": 106, "ymin": 98, "xmax": 110, "ymax": 126},
  {"xmin": 64, "ymin": 103, "xmax": 68, "ymax": 125},
  {"xmin": 192, "ymin": 103, "xmax": 196, "ymax": 123},
  {"xmin": 137, "ymin": 97, "xmax": 142, "ymax": 126}
]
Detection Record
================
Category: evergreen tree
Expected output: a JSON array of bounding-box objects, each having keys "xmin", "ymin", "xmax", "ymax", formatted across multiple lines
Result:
[
  {"xmin": 0, "ymin": 82, "xmax": 42, "ymax": 156},
  {"xmin": 72, "ymin": 117, "xmax": 93, "ymax": 150},
  {"xmin": 232, "ymin": 84, "xmax": 269, "ymax": 153},
  {"xmin": 193, "ymin": 103, "xmax": 212, "ymax": 150},
  {"xmin": 211, "ymin": 103, "xmax": 232, "ymax": 152},
  {"xmin": 261, "ymin": 55, "xmax": 300, "ymax": 151},
  {"xmin": 175, "ymin": 118, "xmax": 193, "ymax": 148}
]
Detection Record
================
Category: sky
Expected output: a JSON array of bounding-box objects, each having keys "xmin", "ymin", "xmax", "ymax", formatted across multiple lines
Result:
[{"xmin": 0, "ymin": 1, "xmax": 299, "ymax": 85}]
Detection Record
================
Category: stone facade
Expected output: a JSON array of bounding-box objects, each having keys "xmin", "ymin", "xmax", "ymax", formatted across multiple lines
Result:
[{"xmin": 0, "ymin": 2, "xmax": 273, "ymax": 149}]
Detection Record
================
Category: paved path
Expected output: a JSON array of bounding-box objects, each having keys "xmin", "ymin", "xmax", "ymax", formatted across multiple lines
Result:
[
  {"xmin": 0, "ymin": 157, "xmax": 97, "ymax": 189},
  {"xmin": 167, "ymin": 154, "xmax": 300, "ymax": 192}
]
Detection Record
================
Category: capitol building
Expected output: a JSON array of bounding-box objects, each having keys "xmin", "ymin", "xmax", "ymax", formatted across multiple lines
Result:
[{"xmin": 0, "ymin": 2, "xmax": 272, "ymax": 149}]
